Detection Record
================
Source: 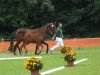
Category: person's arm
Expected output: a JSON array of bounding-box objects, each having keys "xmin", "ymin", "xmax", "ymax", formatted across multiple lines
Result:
[{"xmin": 52, "ymin": 27, "xmax": 58, "ymax": 40}]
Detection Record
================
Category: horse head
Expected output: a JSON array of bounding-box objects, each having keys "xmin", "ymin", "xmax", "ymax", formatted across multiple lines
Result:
[{"xmin": 46, "ymin": 22, "xmax": 57, "ymax": 37}]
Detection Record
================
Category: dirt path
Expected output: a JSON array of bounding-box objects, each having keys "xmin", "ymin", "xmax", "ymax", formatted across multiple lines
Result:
[{"xmin": 0, "ymin": 38, "xmax": 100, "ymax": 52}]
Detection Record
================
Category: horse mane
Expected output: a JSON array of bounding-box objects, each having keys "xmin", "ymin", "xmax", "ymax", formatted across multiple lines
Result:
[
  {"xmin": 42, "ymin": 22, "xmax": 53, "ymax": 27},
  {"xmin": 37, "ymin": 22, "xmax": 52, "ymax": 31},
  {"xmin": 17, "ymin": 22, "xmax": 53, "ymax": 35},
  {"xmin": 19, "ymin": 22, "xmax": 53, "ymax": 30}
]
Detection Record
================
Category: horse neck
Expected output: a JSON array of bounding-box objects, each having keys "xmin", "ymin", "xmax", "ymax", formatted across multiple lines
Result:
[
  {"xmin": 31, "ymin": 28, "xmax": 41, "ymax": 33},
  {"xmin": 31, "ymin": 24, "xmax": 51, "ymax": 37},
  {"xmin": 38, "ymin": 26, "xmax": 49, "ymax": 37}
]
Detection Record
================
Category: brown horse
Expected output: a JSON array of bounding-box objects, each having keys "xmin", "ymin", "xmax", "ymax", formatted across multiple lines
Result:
[{"xmin": 9, "ymin": 23, "xmax": 56, "ymax": 55}]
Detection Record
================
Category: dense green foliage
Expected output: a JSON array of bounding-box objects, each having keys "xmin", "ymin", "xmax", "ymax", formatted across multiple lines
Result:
[{"xmin": 0, "ymin": 0, "xmax": 100, "ymax": 38}]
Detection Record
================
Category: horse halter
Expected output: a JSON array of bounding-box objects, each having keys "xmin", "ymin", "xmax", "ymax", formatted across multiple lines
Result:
[{"xmin": 47, "ymin": 23, "xmax": 56, "ymax": 37}]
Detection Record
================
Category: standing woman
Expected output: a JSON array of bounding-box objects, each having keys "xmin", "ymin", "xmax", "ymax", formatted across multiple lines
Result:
[{"xmin": 50, "ymin": 23, "xmax": 64, "ymax": 53}]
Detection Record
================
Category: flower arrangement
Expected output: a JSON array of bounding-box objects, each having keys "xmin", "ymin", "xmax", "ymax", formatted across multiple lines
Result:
[
  {"xmin": 24, "ymin": 56, "xmax": 43, "ymax": 72},
  {"xmin": 60, "ymin": 46, "xmax": 76, "ymax": 62},
  {"xmin": 64, "ymin": 47, "xmax": 76, "ymax": 62}
]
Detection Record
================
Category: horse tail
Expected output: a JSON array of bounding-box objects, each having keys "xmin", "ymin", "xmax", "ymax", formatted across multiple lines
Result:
[{"xmin": 8, "ymin": 30, "xmax": 17, "ymax": 52}]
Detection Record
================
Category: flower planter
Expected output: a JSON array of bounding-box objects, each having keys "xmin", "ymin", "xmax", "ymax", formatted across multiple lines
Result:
[
  {"xmin": 31, "ymin": 70, "xmax": 40, "ymax": 75},
  {"xmin": 67, "ymin": 61, "xmax": 74, "ymax": 67},
  {"xmin": 24, "ymin": 55, "xmax": 43, "ymax": 75}
]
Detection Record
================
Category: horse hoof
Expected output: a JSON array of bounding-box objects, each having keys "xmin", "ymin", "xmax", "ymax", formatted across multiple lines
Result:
[
  {"xmin": 36, "ymin": 53, "xmax": 39, "ymax": 55},
  {"xmin": 25, "ymin": 51, "xmax": 28, "ymax": 55},
  {"xmin": 14, "ymin": 53, "xmax": 17, "ymax": 55},
  {"xmin": 20, "ymin": 53, "xmax": 22, "ymax": 55},
  {"xmin": 35, "ymin": 51, "xmax": 37, "ymax": 54},
  {"xmin": 46, "ymin": 52, "xmax": 48, "ymax": 54},
  {"xmin": 25, "ymin": 53, "xmax": 27, "ymax": 55},
  {"xmin": 35, "ymin": 52, "xmax": 40, "ymax": 55},
  {"xmin": 37, "ymin": 52, "xmax": 41, "ymax": 55}
]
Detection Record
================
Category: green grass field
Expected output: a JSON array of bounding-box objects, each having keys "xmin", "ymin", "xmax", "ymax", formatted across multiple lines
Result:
[{"xmin": 0, "ymin": 47, "xmax": 100, "ymax": 75}]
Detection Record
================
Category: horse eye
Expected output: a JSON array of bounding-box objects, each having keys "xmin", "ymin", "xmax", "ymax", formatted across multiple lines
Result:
[{"xmin": 51, "ymin": 25, "xmax": 54, "ymax": 27}]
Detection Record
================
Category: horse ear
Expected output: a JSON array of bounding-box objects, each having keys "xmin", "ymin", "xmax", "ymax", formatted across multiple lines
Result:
[{"xmin": 47, "ymin": 23, "xmax": 54, "ymax": 29}]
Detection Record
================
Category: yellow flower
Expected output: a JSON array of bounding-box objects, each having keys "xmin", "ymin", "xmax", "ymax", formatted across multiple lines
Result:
[
  {"xmin": 30, "ymin": 62, "xmax": 33, "ymax": 65},
  {"xmin": 37, "ymin": 64, "xmax": 39, "ymax": 66},
  {"xmin": 24, "ymin": 55, "xmax": 43, "ymax": 71},
  {"xmin": 27, "ymin": 66, "xmax": 30, "ymax": 69},
  {"xmin": 32, "ymin": 63, "xmax": 35, "ymax": 66},
  {"xmin": 33, "ymin": 62, "xmax": 36, "ymax": 65},
  {"xmin": 26, "ymin": 62, "xmax": 29, "ymax": 65}
]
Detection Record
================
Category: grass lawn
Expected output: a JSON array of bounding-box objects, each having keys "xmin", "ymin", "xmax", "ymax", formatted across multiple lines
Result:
[{"xmin": 0, "ymin": 47, "xmax": 100, "ymax": 75}]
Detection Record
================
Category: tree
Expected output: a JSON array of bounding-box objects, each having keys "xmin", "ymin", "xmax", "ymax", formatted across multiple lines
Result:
[
  {"xmin": 0, "ymin": 0, "xmax": 100, "ymax": 38},
  {"xmin": 0, "ymin": 0, "xmax": 55, "ymax": 30}
]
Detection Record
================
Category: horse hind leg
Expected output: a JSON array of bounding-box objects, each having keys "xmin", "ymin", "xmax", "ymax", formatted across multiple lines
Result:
[
  {"xmin": 24, "ymin": 46, "xmax": 28, "ymax": 55},
  {"xmin": 20, "ymin": 42, "xmax": 28, "ymax": 55},
  {"xmin": 17, "ymin": 45, "xmax": 27, "ymax": 55},
  {"xmin": 38, "ymin": 44, "xmax": 43, "ymax": 54}
]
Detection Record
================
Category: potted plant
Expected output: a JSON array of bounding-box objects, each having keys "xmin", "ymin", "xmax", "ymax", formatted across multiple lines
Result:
[
  {"xmin": 24, "ymin": 56, "xmax": 43, "ymax": 75},
  {"xmin": 60, "ymin": 46, "xmax": 76, "ymax": 67},
  {"xmin": 64, "ymin": 47, "xmax": 76, "ymax": 67}
]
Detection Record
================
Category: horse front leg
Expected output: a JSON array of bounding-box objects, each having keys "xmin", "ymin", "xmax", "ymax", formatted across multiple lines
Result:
[
  {"xmin": 17, "ymin": 45, "xmax": 28, "ymax": 55},
  {"xmin": 19, "ymin": 42, "xmax": 27, "ymax": 55},
  {"xmin": 37, "ymin": 44, "xmax": 43, "ymax": 55},
  {"xmin": 35, "ymin": 44, "xmax": 38, "ymax": 55},
  {"xmin": 39, "ymin": 44, "xmax": 43, "ymax": 54},
  {"xmin": 14, "ymin": 45, "xmax": 17, "ymax": 55},
  {"xmin": 41, "ymin": 41, "xmax": 49, "ymax": 54}
]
